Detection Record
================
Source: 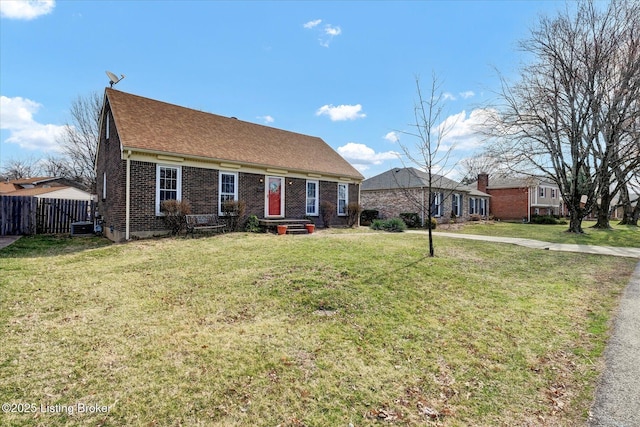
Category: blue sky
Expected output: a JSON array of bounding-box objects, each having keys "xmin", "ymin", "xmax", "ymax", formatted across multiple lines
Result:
[{"xmin": 1, "ymin": 0, "xmax": 567, "ymax": 179}]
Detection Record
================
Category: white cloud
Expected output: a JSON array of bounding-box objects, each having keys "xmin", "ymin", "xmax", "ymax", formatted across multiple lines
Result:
[
  {"xmin": 324, "ymin": 24, "xmax": 341, "ymax": 36},
  {"xmin": 337, "ymin": 142, "xmax": 399, "ymax": 172},
  {"xmin": 316, "ymin": 104, "xmax": 365, "ymax": 121},
  {"xmin": 443, "ymin": 92, "xmax": 456, "ymax": 101},
  {"xmin": 303, "ymin": 19, "xmax": 322, "ymax": 29},
  {"xmin": 0, "ymin": 0, "xmax": 55, "ymax": 20},
  {"xmin": 0, "ymin": 96, "xmax": 65, "ymax": 152},
  {"xmin": 435, "ymin": 108, "xmax": 496, "ymax": 151},
  {"xmin": 384, "ymin": 131, "xmax": 399, "ymax": 143},
  {"xmin": 304, "ymin": 18, "xmax": 341, "ymax": 47},
  {"xmin": 257, "ymin": 115, "xmax": 274, "ymax": 124},
  {"xmin": 459, "ymin": 91, "xmax": 475, "ymax": 99}
]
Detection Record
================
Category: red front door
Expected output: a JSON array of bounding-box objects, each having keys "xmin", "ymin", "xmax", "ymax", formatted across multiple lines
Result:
[{"xmin": 267, "ymin": 177, "xmax": 283, "ymax": 216}]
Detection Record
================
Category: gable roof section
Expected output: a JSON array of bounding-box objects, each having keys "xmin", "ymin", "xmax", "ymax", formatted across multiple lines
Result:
[
  {"xmin": 105, "ymin": 89, "xmax": 364, "ymax": 180},
  {"xmin": 362, "ymin": 167, "xmax": 489, "ymax": 197}
]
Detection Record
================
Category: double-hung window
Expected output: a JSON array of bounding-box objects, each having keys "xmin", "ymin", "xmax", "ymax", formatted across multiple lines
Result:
[
  {"xmin": 452, "ymin": 194, "xmax": 462, "ymax": 217},
  {"xmin": 431, "ymin": 192, "xmax": 443, "ymax": 217},
  {"xmin": 219, "ymin": 171, "xmax": 238, "ymax": 215},
  {"xmin": 337, "ymin": 183, "xmax": 348, "ymax": 216},
  {"xmin": 306, "ymin": 180, "xmax": 318, "ymax": 216},
  {"xmin": 469, "ymin": 197, "xmax": 476, "ymax": 215},
  {"xmin": 156, "ymin": 165, "xmax": 182, "ymax": 215}
]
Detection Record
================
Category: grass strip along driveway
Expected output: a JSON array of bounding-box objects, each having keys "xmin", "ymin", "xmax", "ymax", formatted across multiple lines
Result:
[{"xmin": 0, "ymin": 233, "xmax": 636, "ymax": 426}]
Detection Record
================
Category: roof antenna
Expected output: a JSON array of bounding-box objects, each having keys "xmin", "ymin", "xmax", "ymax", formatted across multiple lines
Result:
[{"xmin": 106, "ymin": 71, "xmax": 125, "ymax": 87}]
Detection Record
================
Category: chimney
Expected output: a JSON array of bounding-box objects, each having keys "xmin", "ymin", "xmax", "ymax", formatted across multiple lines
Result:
[{"xmin": 477, "ymin": 173, "xmax": 488, "ymax": 193}]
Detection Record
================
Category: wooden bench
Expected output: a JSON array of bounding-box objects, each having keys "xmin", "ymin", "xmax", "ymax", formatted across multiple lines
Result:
[{"xmin": 185, "ymin": 214, "xmax": 226, "ymax": 237}]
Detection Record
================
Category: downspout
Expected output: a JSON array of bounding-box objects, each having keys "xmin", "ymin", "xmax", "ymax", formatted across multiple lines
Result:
[
  {"xmin": 125, "ymin": 150, "xmax": 131, "ymax": 240},
  {"xmin": 528, "ymin": 187, "xmax": 531, "ymax": 223}
]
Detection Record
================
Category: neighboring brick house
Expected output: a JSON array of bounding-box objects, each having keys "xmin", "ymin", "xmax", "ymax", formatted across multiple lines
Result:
[
  {"xmin": 476, "ymin": 173, "xmax": 563, "ymax": 221},
  {"xmin": 361, "ymin": 167, "xmax": 490, "ymax": 225},
  {"xmin": 95, "ymin": 88, "xmax": 364, "ymax": 242}
]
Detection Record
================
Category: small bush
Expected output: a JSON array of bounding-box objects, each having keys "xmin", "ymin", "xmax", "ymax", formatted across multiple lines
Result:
[
  {"xmin": 424, "ymin": 217, "xmax": 437, "ymax": 230},
  {"xmin": 370, "ymin": 219, "xmax": 385, "ymax": 230},
  {"xmin": 347, "ymin": 202, "xmax": 362, "ymax": 227},
  {"xmin": 399, "ymin": 213, "xmax": 421, "ymax": 228},
  {"xmin": 160, "ymin": 199, "xmax": 192, "ymax": 235},
  {"xmin": 370, "ymin": 218, "xmax": 406, "ymax": 232},
  {"xmin": 221, "ymin": 200, "xmax": 246, "ymax": 231},
  {"xmin": 382, "ymin": 218, "xmax": 406, "ymax": 232},
  {"xmin": 530, "ymin": 215, "xmax": 560, "ymax": 225},
  {"xmin": 245, "ymin": 215, "xmax": 261, "ymax": 232},
  {"xmin": 469, "ymin": 214, "xmax": 482, "ymax": 222},
  {"xmin": 320, "ymin": 201, "xmax": 336, "ymax": 228},
  {"xmin": 360, "ymin": 209, "xmax": 379, "ymax": 226}
]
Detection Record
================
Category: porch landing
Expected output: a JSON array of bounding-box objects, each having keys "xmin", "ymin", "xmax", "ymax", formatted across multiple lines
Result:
[{"xmin": 259, "ymin": 218, "xmax": 313, "ymax": 235}]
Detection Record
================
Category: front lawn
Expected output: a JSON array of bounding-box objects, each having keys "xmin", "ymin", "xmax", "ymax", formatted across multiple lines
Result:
[
  {"xmin": 443, "ymin": 220, "xmax": 640, "ymax": 248},
  {"xmin": 0, "ymin": 233, "xmax": 636, "ymax": 426}
]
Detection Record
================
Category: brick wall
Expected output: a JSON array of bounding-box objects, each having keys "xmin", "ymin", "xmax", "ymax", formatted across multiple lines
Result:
[
  {"xmin": 95, "ymin": 105, "xmax": 126, "ymax": 240},
  {"xmin": 487, "ymin": 187, "xmax": 529, "ymax": 220},
  {"xmin": 361, "ymin": 188, "xmax": 479, "ymax": 224}
]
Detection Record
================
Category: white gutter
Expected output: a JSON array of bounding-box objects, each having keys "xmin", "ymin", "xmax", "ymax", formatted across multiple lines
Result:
[{"xmin": 126, "ymin": 150, "xmax": 131, "ymax": 240}]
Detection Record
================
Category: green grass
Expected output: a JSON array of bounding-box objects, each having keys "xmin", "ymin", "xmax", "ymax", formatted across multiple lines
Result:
[
  {"xmin": 0, "ymin": 233, "xmax": 636, "ymax": 426},
  {"xmin": 442, "ymin": 220, "xmax": 640, "ymax": 247}
]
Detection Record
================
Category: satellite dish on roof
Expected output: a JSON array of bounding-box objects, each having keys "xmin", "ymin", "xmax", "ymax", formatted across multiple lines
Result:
[{"xmin": 106, "ymin": 71, "xmax": 125, "ymax": 87}]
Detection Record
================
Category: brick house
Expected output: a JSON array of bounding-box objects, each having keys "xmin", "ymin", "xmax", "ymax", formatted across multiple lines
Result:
[
  {"xmin": 95, "ymin": 89, "xmax": 363, "ymax": 242},
  {"xmin": 361, "ymin": 167, "xmax": 490, "ymax": 225},
  {"xmin": 476, "ymin": 173, "xmax": 564, "ymax": 221}
]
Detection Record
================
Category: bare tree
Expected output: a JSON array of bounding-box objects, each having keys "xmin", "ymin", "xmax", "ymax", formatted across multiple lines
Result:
[
  {"xmin": 398, "ymin": 74, "xmax": 458, "ymax": 257},
  {"xmin": 486, "ymin": 0, "xmax": 640, "ymax": 233},
  {"xmin": 57, "ymin": 91, "xmax": 102, "ymax": 193},
  {"xmin": 40, "ymin": 155, "xmax": 74, "ymax": 179},
  {"xmin": 0, "ymin": 157, "xmax": 43, "ymax": 180},
  {"xmin": 458, "ymin": 153, "xmax": 502, "ymax": 185}
]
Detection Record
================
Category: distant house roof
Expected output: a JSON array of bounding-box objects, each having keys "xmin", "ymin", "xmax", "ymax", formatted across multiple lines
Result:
[
  {"xmin": 1, "ymin": 186, "xmax": 92, "ymax": 200},
  {"xmin": 362, "ymin": 167, "xmax": 490, "ymax": 197},
  {"xmin": 485, "ymin": 175, "xmax": 556, "ymax": 190},
  {"xmin": 0, "ymin": 178, "xmax": 91, "ymax": 199},
  {"xmin": 105, "ymin": 88, "xmax": 364, "ymax": 181}
]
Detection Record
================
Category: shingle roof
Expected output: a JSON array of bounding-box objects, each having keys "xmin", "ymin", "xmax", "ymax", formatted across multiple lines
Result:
[
  {"xmin": 362, "ymin": 167, "xmax": 489, "ymax": 197},
  {"xmin": 105, "ymin": 89, "xmax": 363, "ymax": 180},
  {"xmin": 486, "ymin": 176, "xmax": 555, "ymax": 189}
]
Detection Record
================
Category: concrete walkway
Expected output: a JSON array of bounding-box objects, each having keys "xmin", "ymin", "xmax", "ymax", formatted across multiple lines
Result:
[
  {"xmin": 0, "ymin": 235, "xmax": 21, "ymax": 251},
  {"xmin": 588, "ymin": 262, "xmax": 640, "ymax": 427},
  {"xmin": 415, "ymin": 231, "xmax": 640, "ymax": 259}
]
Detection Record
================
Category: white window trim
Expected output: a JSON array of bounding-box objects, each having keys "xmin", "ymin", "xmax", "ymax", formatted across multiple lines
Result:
[
  {"xmin": 219, "ymin": 171, "xmax": 239, "ymax": 216},
  {"xmin": 469, "ymin": 197, "xmax": 476, "ymax": 215},
  {"xmin": 155, "ymin": 164, "xmax": 182, "ymax": 215},
  {"xmin": 306, "ymin": 180, "xmax": 319, "ymax": 216},
  {"xmin": 337, "ymin": 183, "xmax": 348, "ymax": 216}
]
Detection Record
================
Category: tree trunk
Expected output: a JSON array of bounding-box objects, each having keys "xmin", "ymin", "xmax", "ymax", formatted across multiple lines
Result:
[
  {"xmin": 592, "ymin": 194, "xmax": 613, "ymax": 229},
  {"xmin": 567, "ymin": 208, "xmax": 584, "ymax": 233}
]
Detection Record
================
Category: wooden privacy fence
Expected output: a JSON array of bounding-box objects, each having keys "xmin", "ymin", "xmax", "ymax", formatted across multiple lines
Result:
[
  {"xmin": 0, "ymin": 196, "xmax": 94, "ymax": 236},
  {"xmin": 0, "ymin": 195, "xmax": 37, "ymax": 236}
]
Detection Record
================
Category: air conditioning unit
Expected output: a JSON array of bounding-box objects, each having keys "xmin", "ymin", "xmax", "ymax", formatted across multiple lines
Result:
[{"xmin": 70, "ymin": 221, "xmax": 94, "ymax": 236}]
